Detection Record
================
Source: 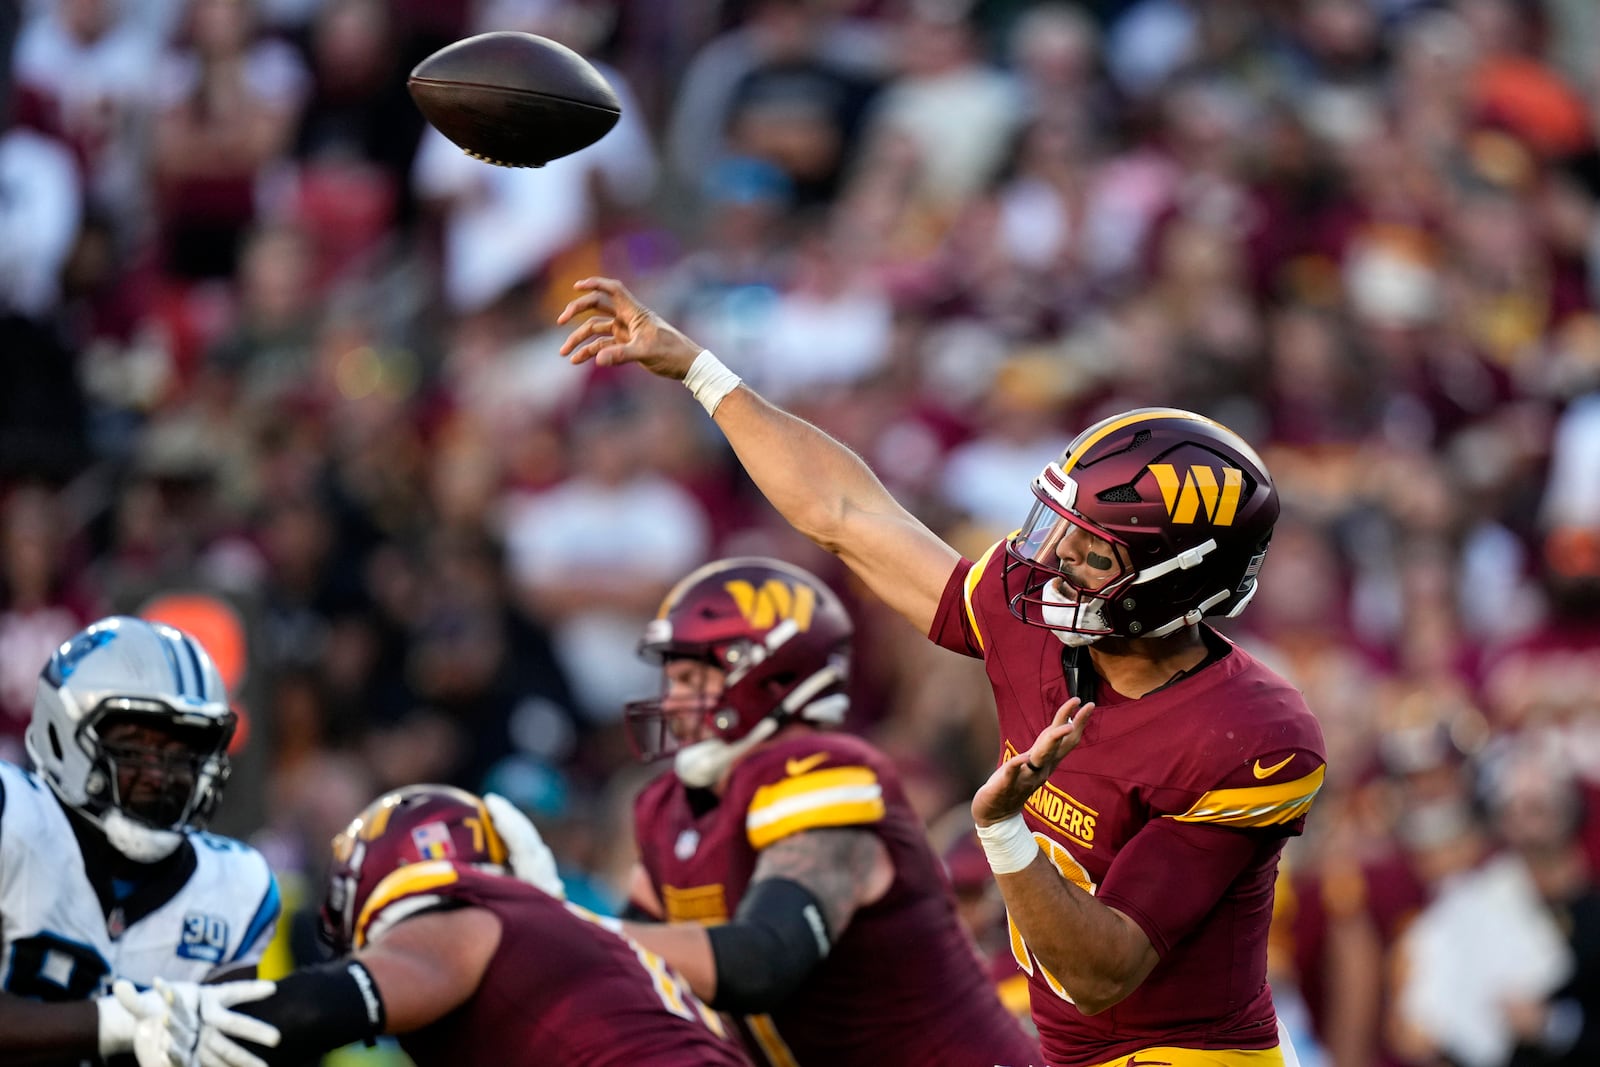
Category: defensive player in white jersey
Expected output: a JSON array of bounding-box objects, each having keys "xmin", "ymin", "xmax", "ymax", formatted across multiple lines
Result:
[{"xmin": 0, "ymin": 616, "xmax": 280, "ymax": 1065}]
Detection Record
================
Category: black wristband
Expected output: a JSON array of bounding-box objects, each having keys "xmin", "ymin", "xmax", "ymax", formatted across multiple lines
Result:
[
  {"xmin": 234, "ymin": 960, "xmax": 386, "ymax": 1065},
  {"xmin": 706, "ymin": 878, "xmax": 832, "ymax": 1014}
]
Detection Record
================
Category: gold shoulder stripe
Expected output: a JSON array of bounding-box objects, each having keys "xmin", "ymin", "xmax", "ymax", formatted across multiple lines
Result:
[
  {"xmin": 1167, "ymin": 765, "xmax": 1326, "ymax": 828},
  {"xmin": 746, "ymin": 766, "xmax": 884, "ymax": 849},
  {"xmin": 355, "ymin": 860, "xmax": 460, "ymax": 947},
  {"xmin": 997, "ymin": 973, "xmax": 1032, "ymax": 1017},
  {"xmin": 962, "ymin": 540, "xmax": 1005, "ymax": 653}
]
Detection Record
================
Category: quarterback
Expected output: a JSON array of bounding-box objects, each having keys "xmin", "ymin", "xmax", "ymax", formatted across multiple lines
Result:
[
  {"xmin": 120, "ymin": 784, "xmax": 750, "ymax": 1067},
  {"xmin": 0, "ymin": 616, "xmax": 279, "ymax": 1064},
  {"xmin": 617, "ymin": 557, "xmax": 1039, "ymax": 1066},
  {"xmin": 558, "ymin": 278, "xmax": 1327, "ymax": 1067}
]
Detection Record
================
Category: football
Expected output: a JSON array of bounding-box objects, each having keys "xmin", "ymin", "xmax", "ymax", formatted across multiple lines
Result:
[{"xmin": 407, "ymin": 31, "xmax": 622, "ymax": 168}]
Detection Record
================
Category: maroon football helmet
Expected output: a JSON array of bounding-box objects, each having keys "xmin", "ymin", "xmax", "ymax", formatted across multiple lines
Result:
[
  {"xmin": 321, "ymin": 784, "xmax": 509, "ymax": 953},
  {"xmin": 624, "ymin": 557, "xmax": 853, "ymax": 764},
  {"xmin": 1002, "ymin": 407, "xmax": 1278, "ymax": 642}
]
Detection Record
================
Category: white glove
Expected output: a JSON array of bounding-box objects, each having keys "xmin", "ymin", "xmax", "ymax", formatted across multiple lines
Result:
[
  {"xmin": 484, "ymin": 792, "xmax": 566, "ymax": 900},
  {"xmin": 97, "ymin": 983, "xmax": 168, "ymax": 1058},
  {"xmin": 114, "ymin": 977, "xmax": 281, "ymax": 1067}
]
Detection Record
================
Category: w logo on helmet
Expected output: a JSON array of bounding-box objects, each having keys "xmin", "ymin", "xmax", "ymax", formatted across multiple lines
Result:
[
  {"xmin": 1148, "ymin": 464, "xmax": 1244, "ymax": 525},
  {"xmin": 725, "ymin": 580, "xmax": 816, "ymax": 631}
]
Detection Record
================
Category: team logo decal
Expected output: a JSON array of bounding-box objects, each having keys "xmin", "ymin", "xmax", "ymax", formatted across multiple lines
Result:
[
  {"xmin": 724, "ymin": 580, "xmax": 815, "ymax": 631},
  {"xmin": 1147, "ymin": 464, "xmax": 1243, "ymax": 525},
  {"xmin": 674, "ymin": 829, "xmax": 700, "ymax": 860}
]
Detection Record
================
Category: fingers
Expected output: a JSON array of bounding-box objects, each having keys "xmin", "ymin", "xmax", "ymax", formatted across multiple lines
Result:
[
  {"xmin": 207, "ymin": 1010, "xmax": 281, "ymax": 1050},
  {"xmin": 1024, "ymin": 699, "xmax": 1097, "ymax": 776},
  {"xmin": 556, "ymin": 290, "xmax": 612, "ymax": 326},
  {"xmin": 556, "ymin": 278, "xmax": 629, "ymax": 325},
  {"xmin": 209, "ymin": 981, "xmax": 277, "ymax": 1008},
  {"xmin": 114, "ymin": 979, "xmax": 149, "ymax": 1015},
  {"xmin": 200, "ymin": 1030, "xmax": 271, "ymax": 1067},
  {"xmin": 558, "ymin": 314, "xmax": 617, "ymax": 356}
]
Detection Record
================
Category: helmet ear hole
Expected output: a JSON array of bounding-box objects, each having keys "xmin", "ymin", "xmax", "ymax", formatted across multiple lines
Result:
[{"xmin": 47, "ymin": 723, "xmax": 63, "ymax": 762}]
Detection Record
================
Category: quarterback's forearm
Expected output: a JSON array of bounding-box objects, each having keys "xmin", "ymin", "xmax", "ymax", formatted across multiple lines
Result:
[
  {"xmin": 995, "ymin": 858, "xmax": 1157, "ymax": 1015},
  {"xmin": 0, "ymin": 994, "xmax": 98, "ymax": 1062},
  {"xmin": 713, "ymin": 387, "xmax": 958, "ymax": 633}
]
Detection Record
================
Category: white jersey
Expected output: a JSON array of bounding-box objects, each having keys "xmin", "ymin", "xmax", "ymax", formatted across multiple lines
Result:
[{"xmin": 0, "ymin": 761, "xmax": 279, "ymax": 1000}]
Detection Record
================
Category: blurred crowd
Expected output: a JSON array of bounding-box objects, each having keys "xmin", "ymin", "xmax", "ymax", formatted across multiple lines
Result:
[{"xmin": 3, "ymin": 0, "xmax": 1600, "ymax": 1063}]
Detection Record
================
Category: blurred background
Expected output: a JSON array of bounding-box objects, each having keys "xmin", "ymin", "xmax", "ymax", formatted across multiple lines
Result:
[{"xmin": 3, "ymin": 0, "xmax": 1600, "ymax": 1063}]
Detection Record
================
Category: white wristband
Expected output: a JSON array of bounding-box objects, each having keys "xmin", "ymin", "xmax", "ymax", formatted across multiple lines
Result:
[
  {"xmin": 683, "ymin": 349, "xmax": 742, "ymax": 416},
  {"xmin": 976, "ymin": 814, "xmax": 1040, "ymax": 875}
]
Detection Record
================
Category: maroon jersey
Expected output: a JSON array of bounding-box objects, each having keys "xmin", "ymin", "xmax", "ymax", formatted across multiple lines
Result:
[
  {"xmin": 354, "ymin": 863, "xmax": 748, "ymax": 1067},
  {"xmin": 634, "ymin": 730, "xmax": 1041, "ymax": 1067},
  {"xmin": 931, "ymin": 543, "xmax": 1327, "ymax": 1067}
]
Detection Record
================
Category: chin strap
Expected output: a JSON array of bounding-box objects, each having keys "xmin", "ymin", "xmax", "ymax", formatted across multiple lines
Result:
[
  {"xmin": 675, "ymin": 718, "xmax": 779, "ymax": 789},
  {"xmin": 103, "ymin": 809, "xmax": 185, "ymax": 862}
]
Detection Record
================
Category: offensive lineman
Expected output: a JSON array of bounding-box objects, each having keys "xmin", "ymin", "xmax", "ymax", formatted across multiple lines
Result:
[
  {"xmin": 119, "ymin": 784, "xmax": 750, "ymax": 1067},
  {"xmin": 616, "ymin": 556, "xmax": 1040, "ymax": 1066}
]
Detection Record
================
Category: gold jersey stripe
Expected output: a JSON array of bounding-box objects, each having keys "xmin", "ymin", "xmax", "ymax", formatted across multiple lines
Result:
[
  {"xmin": 749, "ymin": 766, "xmax": 878, "ymax": 811},
  {"xmin": 1168, "ymin": 765, "xmax": 1326, "ymax": 828},
  {"xmin": 747, "ymin": 796, "xmax": 886, "ymax": 849},
  {"xmin": 997, "ymin": 973, "xmax": 1032, "ymax": 1018},
  {"xmin": 962, "ymin": 540, "xmax": 1005, "ymax": 652},
  {"xmin": 746, "ymin": 1013, "xmax": 799, "ymax": 1067},
  {"xmin": 660, "ymin": 884, "xmax": 729, "ymax": 925},
  {"xmin": 355, "ymin": 860, "xmax": 460, "ymax": 947},
  {"xmin": 747, "ymin": 767, "xmax": 885, "ymax": 847}
]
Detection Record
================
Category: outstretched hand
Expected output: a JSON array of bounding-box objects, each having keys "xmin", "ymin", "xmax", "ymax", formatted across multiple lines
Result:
[
  {"xmin": 557, "ymin": 277, "xmax": 703, "ymax": 379},
  {"xmin": 115, "ymin": 977, "xmax": 279, "ymax": 1067},
  {"xmin": 484, "ymin": 792, "xmax": 566, "ymax": 901},
  {"xmin": 972, "ymin": 697, "xmax": 1096, "ymax": 828}
]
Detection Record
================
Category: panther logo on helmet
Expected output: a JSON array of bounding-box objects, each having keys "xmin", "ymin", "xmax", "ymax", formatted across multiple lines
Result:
[
  {"xmin": 26, "ymin": 616, "xmax": 236, "ymax": 862},
  {"xmin": 1002, "ymin": 408, "xmax": 1278, "ymax": 645},
  {"xmin": 321, "ymin": 784, "xmax": 509, "ymax": 954},
  {"xmin": 625, "ymin": 558, "xmax": 853, "ymax": 788}
]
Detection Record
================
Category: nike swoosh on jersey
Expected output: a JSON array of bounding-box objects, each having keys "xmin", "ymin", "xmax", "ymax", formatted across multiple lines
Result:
[
  {"xmin": 785, "ymin": 753, "xmax": 829, "ymax": 777},
  {"xmin": 1253, "ymin": 754, "xmax": 1294, "ymax": 779}
]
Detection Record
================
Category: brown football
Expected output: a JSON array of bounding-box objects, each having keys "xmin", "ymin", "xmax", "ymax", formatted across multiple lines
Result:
[{"xmin": 407, "ymin": 31, "xmax": 621, "ymax": 168}]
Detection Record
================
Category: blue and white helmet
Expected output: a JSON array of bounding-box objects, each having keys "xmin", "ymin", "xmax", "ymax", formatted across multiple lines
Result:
[{"xmin": 25, "ymin": 616, "xmax": 236, "ymax": 861}]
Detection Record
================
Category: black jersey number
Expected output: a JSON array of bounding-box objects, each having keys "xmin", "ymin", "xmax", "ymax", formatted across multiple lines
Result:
[{"xmin": 5, "ymin": 932, "xmax": 111, "ymax": 1001}]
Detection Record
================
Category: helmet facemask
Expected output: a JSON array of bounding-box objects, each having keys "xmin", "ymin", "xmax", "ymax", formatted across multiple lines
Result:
[
  {"xmin": 28, "ymin": 617, "xmax": 238, "ymax": 861},
  {"xmin": 87, "ymin": 703, "xmax": 234, "ymax": 834},
  {"xmin": 1004, "ymin": 464, "xmax": 1140, "ymax": 645}
]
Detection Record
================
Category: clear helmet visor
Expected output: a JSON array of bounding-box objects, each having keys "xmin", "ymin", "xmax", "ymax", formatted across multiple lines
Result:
[{"xmin": 1012, "ymin": 493, "xmax": 1133, "ymax": 599}]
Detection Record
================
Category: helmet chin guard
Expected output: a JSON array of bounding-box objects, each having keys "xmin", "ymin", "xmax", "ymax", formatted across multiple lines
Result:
[{"xmin": 674, "ymin": 718, "xmax": 780, "ymax": 789}]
